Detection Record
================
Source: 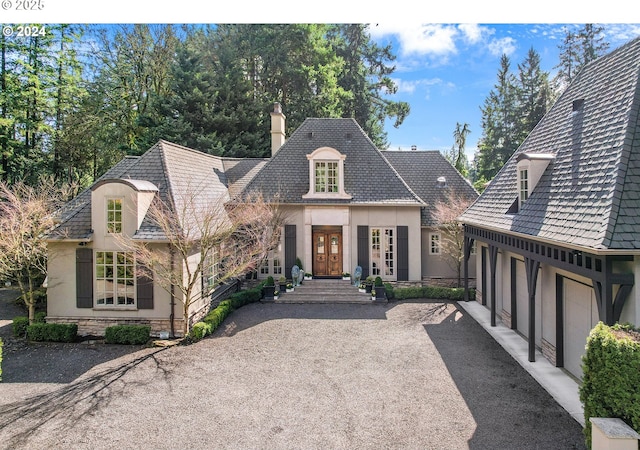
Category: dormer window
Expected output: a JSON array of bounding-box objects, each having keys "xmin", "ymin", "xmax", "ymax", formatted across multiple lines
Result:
[
  {"xmin": 519, "ymin": 169, "xmax": 529, "ymax": 204},
  {"xmin": 315, "ymin": 161, "xmax": 339, "ymax": 193},
  {"xmin": 514, "ymin": 152, "xmax": 554, "ymax": 212},
  {"xmin": 303, "ymin": 147, "xmax": 352, "ymax": 200},
  {"xmin": 106, "ymin": 198, "xmax": 123, "ymax": 233}
]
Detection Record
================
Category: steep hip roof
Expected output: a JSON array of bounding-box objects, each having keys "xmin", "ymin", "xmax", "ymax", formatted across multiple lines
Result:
[
  {"xmin": 48, "ymin": 140, "xmax": 264, "ymax": 242},
  {"xmin": 239, "ymin": 118, "xmax": 424, "ymax": 206},
  {"xmin": 460, "ymin": 36, "xmax": 640, "ymax": 251},
  {"xmin": 381, "ymin": 150, "xmax": 478, "ymax": 226}
]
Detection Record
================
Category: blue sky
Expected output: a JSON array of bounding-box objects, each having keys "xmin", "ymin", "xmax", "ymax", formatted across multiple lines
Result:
[
  {"xmin": 4, "ymin": 3, "xmax": 640, "ymax": 162},
  {"xmin": 370, "ymin": 23, "xmax": 640, "ymax": 159}
]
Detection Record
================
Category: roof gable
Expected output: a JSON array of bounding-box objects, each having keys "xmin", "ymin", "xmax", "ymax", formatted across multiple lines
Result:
[{"xmin": 460, "ymin": 36, "xmax": 640, "ymax": 250}]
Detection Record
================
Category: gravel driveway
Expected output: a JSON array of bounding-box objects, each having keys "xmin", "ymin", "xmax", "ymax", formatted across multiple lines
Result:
[{"xmin": 0, "ymin": 291, "xmax": 586, "ymax": 449}]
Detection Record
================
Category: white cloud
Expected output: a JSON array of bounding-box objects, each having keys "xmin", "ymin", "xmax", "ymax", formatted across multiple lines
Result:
[
  {"xmin": 458, "ymin": 23, "xmax": 487, "ymax": 44},
  {"xmin": 487, "ymin": 36, "xmax": 517, "ymax": 57},
  {"xmin": 370, "ymin": 23, "xmax": 459, "ymax": 58}
]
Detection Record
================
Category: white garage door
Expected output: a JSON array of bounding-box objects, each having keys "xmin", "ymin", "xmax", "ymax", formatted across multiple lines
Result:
[{"xmin": 564, "ymin": 279, "xmax": 599, "ymax": 379}]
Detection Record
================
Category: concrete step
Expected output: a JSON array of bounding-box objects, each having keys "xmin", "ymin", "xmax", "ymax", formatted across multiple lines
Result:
[{"xmin": 266, "ymin": 278, "xmax": 387, "ymax": 304}]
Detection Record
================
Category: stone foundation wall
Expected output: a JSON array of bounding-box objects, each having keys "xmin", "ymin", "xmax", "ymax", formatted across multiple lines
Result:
[
  {"xmin": 541, "ymin": 338, "xmax": 557, "ymax": 367},
  {"xmin": 46, "ymin": 316, "xmax": 185, "ymax": 338},
  {"xmin": 476, "ymin": 290, "xmax": 483, "ymax": 304},
  {"xmin": 501, "ymin": 310, "xmax": 512, "ymax": 329}
]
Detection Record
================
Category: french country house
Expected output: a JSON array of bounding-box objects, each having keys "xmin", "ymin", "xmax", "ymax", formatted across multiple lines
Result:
[
  {"xmin": 459, "ymin": 36, "xmax": 640, "ymax": 380},
  {"xmin": 45, "ymin": 104, "xmax": 477, "ymax": 337}
]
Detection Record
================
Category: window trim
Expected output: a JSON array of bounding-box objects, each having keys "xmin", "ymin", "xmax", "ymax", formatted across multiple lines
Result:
[
  {"xmin": 302, "ymin": 147, "xmax": 352, "ymax": 200},
  {"xmin": 106, "ymin": 197, "xmax": 123, "ymax": 234},
  {"xmin": 370, "ymin": 227, "xmax": 396, "ymax": 279},
  {"xmin": 429, "ymin": 232, "xmax": 441, "ymax": 255},
  {"xmin": 95, "ymin": 250, "xmax": 136, "ymax": 308}
]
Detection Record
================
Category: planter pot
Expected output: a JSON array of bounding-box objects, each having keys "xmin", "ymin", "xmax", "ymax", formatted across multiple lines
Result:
[
  {"xmin": 286, "ymin": 288, "xmax": 294, "ymax": 293},
  {"xmin": 374, "ymin": 285, "xmax": 386, "ymax": 299},
  {"xmin": 365, "ymin": 284, "xmax": 373, "ymax": 294},
  {"xmin": 304, "ymin": 275, "xmax": 312, "ymax": 281},
  {"xmin": 274, "ymin": 296, "xmax": 279, "ymax": 300},
  {"xmin": 371, "ymin": 296, "xmax": 376, "ymax": 301},
  {"xmin": 358, "ymin": 288, "xmax": 366, "ymax": 293},
  {"xmin": 279, "ymin": 283, "xmax": 287, "ymax": 291},
  {"xmin": 263, "ymin": 285, "xmax": 276, "ymax": 299},
  {"xmin": 342, "ymin": 277, "xmax": 350, "ymax": 281}
]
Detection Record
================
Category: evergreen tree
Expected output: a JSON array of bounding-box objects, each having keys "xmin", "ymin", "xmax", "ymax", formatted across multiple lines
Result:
[
  {"xmin": 516, "ymin": 47, "xmax": 554, "ymax": 143},
  {"xmin": 328, "ymin": 24, "xmax": 410, "ymax": 148},
  {"xmin": 476, "ymin": 55, "xmax": 519, "ymax": 181},
  {"xmin": 554, "ymin": 24, "xmax": 609, "ymax": 92}
]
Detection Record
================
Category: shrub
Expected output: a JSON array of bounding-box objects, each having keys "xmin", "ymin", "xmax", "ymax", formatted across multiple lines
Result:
[
  {"xmin": 392, "ymin": 286, "xmax": 471, "ymax": 301},
  {"xmin": 384, "ymin": 283, "xmax": 395, "ymax": 300},
  {"xmin": 12, "ymin": 316, "xmax": 29, "ymax": 337},
  {"xmin": 27, "ymin": 323, "xmax": 77, "ymax": 342},
  {"xmin": 34, "ymin": 311, "xmax": 46, "ymax": 323},
  {"xmin": 375, "ymin": 276, "xmax": 383, "ymax": 286},
  {"xmin": 265, "ymin": 276, "xmax": 275, "ymax": 286},
  {"xmin": 295, "ymin": 257, "xmax": 303, "ymax": 271},
  {"xmin": 580, "ymin": 322, "xmax": 640, "ymax": 448},
  {"xmin": 189, "ymin": 285, "xmax": 263, "ymax": 342},
  {"xmin": 104, "ymin": 325, "xmax": 151, "ymax": 345}
]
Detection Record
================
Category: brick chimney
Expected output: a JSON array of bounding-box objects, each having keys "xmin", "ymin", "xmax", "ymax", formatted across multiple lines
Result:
[{"xmin": 270, "ymin": 102, "xmax": 286, "ymax": 156}]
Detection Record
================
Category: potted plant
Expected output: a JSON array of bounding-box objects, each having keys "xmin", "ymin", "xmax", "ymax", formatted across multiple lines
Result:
[
  {"xmin": 286, "ymin": 283, "xmax": 294, "ymax": 293},
  {"xmin": 374, "ymin": 276, "xmax": 386, "ymax": 300},
  {"xmin": 263, "ymin": 276, "xmax": 276, "ymax": 300},
  {"xmin": 278, "ymin": 275, "xmax": 287, "ymax": 292},
  {"xmin": 358, "ymin": 283, "xmax": 366, "ymax": 293},
  {"xmin": 364, "ymin": 276, "xmax": 374, "ymax": 293},
  {"xmin": 274, "ymin": 290, "xmax": 280, "ymax": 300},
  {"xmin": 371, "ymin": 289, "xmax": 376, "ymax": 301},
  {"xmin": 342, "ymin": 272, "xmax": 351, "ymax": 281}
]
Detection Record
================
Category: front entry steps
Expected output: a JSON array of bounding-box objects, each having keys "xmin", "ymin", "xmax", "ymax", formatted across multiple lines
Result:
[{"xmin": 267, "ymin": 278, "xmax": 387, "ymax": 304}]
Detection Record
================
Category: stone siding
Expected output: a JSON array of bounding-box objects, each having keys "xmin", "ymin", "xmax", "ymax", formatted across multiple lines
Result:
[
  {"xmin": 541, "ymin": 338, "xmax": 557, "ymax": 367},
  {"xmin": 46, "ymin": 316, "xmax": 185, "ymax": 338}
]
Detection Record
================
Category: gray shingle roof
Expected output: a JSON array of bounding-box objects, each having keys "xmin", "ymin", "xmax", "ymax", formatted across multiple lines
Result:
[
  {"xmin": 49, "ymin": 140, "xmax": 258, "ymax": 241},
  {"xmin": 240, "ymin": 118, "xmax": 424, "ymax": 205},
  {"xmin": 459, "ymin": 36, "xmax": 640, "ymax": 251},
  {"xmin": 381, "ymin": 150, "xmax": 478, "ymax": 226}
]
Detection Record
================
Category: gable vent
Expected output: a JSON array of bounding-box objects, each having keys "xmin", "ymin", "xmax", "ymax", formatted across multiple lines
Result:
[
  {"xmin": 307, "ymin": 132, "xmax": 314, "ymax": 139},
  {"xmin": 572, "ymin": 99, "xmax": 585, "ymax": 112}
]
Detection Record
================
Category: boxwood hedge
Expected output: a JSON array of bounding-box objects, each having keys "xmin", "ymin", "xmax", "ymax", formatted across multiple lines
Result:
[
  {"xmin": 27, "ymin": 323, "xmax": 78, "ymax": 342},
  {"xmin": 579, "ymin": 322, "xmax": 640, "ymax": 448},
  {"xmin": 105, "ymin": 324, "xmax": 151, "ymax": 345}
]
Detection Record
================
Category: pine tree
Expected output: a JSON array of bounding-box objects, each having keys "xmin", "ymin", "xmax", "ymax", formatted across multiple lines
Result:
[{"xmin": 476, "ymin": 55, "xmax": 519, "ymax": 181}]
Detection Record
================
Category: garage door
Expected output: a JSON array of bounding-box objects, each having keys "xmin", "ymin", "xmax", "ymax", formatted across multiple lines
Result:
[{"xmin": 564, "ymin": 279, "xmax": 598, "ymax": 379}]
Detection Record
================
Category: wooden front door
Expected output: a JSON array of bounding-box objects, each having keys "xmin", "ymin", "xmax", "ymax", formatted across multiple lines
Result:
[{"xmin": 313, "ymin": 228, "xmax": 343, "ymax": 277}]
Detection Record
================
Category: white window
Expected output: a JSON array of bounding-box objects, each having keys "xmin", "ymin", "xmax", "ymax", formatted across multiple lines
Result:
[
  {"xmin": 519, "ymin": 169, "xmax": 529, "ymax": 204},
  {"xmin": 315, "ymin": 161, "xmax": 338, "ymax": 193},
  {"xmin": 96, "ymin": 251, "xmax": 135, "ymax": 306},
  {"xmin": 106, "ymin": 198, "xmax": 123, "ymax": 233},
  {"xmin": 303, "ymin": 147, "xmax": 351, "ymax": 200},
  {"xmin": 430, "ymin": 233, "xmax": 441, "ymax": 255},
  {"xmin": 260, "ymin": 258, "xmax": 269, "ymax": 275},
  {"xmin": 203, "ymin": 248, "xmax": 220, "ymax": 296},
  {"xmin": 273, "ymin": 257, "xmax": 282, "ymax": 275},
  {"xmin": 371, "ymin": 228, "xmax": 395, "ymax": 277}
]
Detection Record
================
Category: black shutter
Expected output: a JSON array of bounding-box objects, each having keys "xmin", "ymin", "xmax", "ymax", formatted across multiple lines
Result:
[
  {"xmin": 76, "ymin": 248, "xmax": 93, "ymax": 308},
  {"xmin": 397, "ymin": 226, "xmax": 409, "ymax": 281},
  {"xmin": 284, "ymin": 224, "xmax": 297, "ymax": 279},
  {"xmin": 357, "ymin": 226, "xmax": 369, "ymax": 279},
  {"xmin": 137, "ymin": 268, "xmax": 154, "ymax": 309}
]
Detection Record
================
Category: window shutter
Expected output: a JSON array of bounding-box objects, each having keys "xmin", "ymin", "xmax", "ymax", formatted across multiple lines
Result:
[
  {"xmin": 76, "ymin": 248, "xmax": 93, "ymax": 308},
  {"xmin": 284, "ymin": 225, "xmax": 296, "ymax": 278},
  {"xmin": 357, "ymin": 226, "xmax": 369, "ymax": 279},
  {"xmin": 397, "ymin": 226, "xmax": 409, "ymax": 281},
  {"xmin": 137, "ymin": 268, "xmax": 154, "ymax": 309}
]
